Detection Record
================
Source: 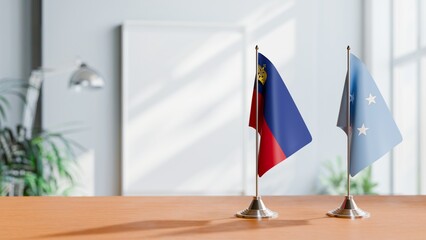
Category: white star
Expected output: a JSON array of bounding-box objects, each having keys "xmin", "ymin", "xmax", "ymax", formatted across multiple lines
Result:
[
  {"xmin": 350, "ymin": 94, "xmax": 354, "ymax": 103},
  {"xmin": 357, "ymin": 124, "xmax": 369, "ymax": 136},
  {"xmin": 365, "ymin": 93, "xmax": 376, "ymax": 105}
]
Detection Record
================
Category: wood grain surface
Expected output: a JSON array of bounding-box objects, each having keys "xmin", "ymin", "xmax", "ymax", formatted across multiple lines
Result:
[{"xmin": 0, "ymin": 196, "xmax": 425, "ymax": 239}]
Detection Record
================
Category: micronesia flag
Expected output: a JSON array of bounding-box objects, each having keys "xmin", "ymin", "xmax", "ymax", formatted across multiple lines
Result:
[
  {"xmin": 337, "ymin": 53, "xmax": 402, "ymax": 177},
  {"xmin": 249, "ymin": 53, "xmax": 312, "ymax": 177}
]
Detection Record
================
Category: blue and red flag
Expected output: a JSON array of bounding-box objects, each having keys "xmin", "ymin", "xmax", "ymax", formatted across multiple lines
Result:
[{"xmin": 249, "ymin": 53, "xmax": 312, "ymax": 177}]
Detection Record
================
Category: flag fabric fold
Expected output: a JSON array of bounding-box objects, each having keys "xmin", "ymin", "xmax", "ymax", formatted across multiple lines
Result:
[
  {"xmin": 337, "ymin": 53, "xmax": 402, "ymax": 176},
  {"xmin": 249, "ymin": 53, "xmax": 312, "ymax": 177}
]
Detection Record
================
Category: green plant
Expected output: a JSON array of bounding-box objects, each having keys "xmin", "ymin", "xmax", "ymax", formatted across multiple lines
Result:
[
  {"xmin": 0, "ymin": 79, "xmax": 29, "ymax": 125},
  {"xmin": 0, "ymin": 125, "xmax": 82, "ymax": 196},
  {"xmin": 319, "ymin": 156, "xmax": 378, "ymax": 195},
  {"xmin": 0, "ymin": 78, "xmax": 81, "ymax": 196}
]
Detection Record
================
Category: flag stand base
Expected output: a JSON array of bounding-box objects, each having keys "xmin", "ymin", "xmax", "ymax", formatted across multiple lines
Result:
[
  {"xmin": 327, "ymin": 195, "xmax": 370, "ymax": 219},
  {"xmin": 236, "ymin": 196, "xmax": 278, "ymax": 219}
]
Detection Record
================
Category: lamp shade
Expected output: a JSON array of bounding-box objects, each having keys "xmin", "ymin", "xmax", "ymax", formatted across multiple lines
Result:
[{"xmin": 69, "ymin": 63, "xmax": 104, "ymax": 90}]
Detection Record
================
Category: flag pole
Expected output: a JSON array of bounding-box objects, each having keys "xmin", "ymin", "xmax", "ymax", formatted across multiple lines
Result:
[
  {"xmin": 236, "ymin": 45, "xmax": 277, "ymax": 219},
  {"xmin": 326, "ymin": 46, "xmax": 369, "ymax": 219},
  {"xmin": 346, "ymin": 45, "xmax": 351, "ymax": 198},
  {"xmin": 255, "ymin": 45, "xmax": 259, "ymax": 198}
]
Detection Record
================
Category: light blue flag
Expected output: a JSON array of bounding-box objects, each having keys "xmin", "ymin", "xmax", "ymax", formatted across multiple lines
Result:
[{"xmin": 337, "ymin": 53, "xmax": 402, "ymax": 177}]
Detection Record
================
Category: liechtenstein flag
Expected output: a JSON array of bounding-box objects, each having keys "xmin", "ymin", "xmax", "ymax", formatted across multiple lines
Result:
[{"xmin": 249, "ymin": 53, "xmax": 312, "ymax": 177}]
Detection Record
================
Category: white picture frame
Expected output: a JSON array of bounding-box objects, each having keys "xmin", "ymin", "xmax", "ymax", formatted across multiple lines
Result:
[{"xmin": 121, "ymin": 21, "xmax": 249, "ymax": 195}]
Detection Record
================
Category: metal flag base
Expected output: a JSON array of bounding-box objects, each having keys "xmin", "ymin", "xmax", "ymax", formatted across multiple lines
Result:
[
  {"xmin": 236, "ymin": 196, "xmax": 278, "ymax": 219},
  {"xmin": 327, "ymin": 195, "xmax": 370, "ymax": 219}
]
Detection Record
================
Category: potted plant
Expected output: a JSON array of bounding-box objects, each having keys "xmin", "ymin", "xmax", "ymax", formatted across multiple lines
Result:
[
  {"xmin": 0, "ymin": 79, "xmax": 80, "ymax": 196},
  {"xmin": 319, "ymin": 156, "xmax": 378, "ymax": 195}
]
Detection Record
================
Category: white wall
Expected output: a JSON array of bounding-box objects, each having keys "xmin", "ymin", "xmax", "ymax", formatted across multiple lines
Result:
[
  {"xmin": 43, "ymin": 0, "xmax": 363, "ymax": 195},
  {"xmin": 365, "ymin": 0, "xmax": 426, "ymax": 195},
  {"xmin": 0, "ymin": 0, "xmax": 32, "ymax": 127}
]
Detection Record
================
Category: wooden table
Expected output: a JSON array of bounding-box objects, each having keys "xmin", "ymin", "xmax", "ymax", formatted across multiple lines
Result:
[{"xmin": 0, "ymin": 196, "xmax": 425, "ymax": 239}]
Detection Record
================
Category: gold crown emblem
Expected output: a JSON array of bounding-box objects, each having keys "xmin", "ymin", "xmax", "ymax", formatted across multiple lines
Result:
[{"xmin": 258, "ymin": 64, "xmax": 267, "ymax": 85}]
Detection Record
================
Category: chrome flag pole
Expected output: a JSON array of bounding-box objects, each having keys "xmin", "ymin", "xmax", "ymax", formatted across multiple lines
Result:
[
  {"xmin": 236, "ymin": 45, "xmax": 277, "ymax": 219},
  {"xmin": 256, "ymin": 44, "xmax": 259, "ymax": 199},
  {"xmin": 327, "ymin": 46, "xmax": 369, "ymax": 219}
]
